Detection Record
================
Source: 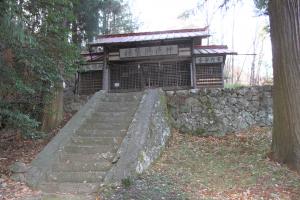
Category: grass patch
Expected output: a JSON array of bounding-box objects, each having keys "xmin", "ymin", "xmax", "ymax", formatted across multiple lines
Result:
[
  {"xmin": 121, "ymin": 177, "xmax": 132, "ymax": 188},
  {"xmin": 224, "ymin": 83, "xmax": 245, "ymax": 89}
]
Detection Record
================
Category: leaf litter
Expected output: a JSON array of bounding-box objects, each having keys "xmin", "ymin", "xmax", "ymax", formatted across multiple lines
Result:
[{"xmin": 101, "ymin": 127, "xmax": 300, "ymax": 200}]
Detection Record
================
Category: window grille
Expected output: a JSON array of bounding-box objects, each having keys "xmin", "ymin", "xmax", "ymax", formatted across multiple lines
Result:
[{"xmin": 195, "ymin": 64, "xmax": 223, "ymax": 87}]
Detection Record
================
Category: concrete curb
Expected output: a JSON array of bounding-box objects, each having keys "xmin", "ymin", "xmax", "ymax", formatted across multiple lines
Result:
[{"xmin": 104, "ymin": 89, "xmax": 171, "ymax": 183}]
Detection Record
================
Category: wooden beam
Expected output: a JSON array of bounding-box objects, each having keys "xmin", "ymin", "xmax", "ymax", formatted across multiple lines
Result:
[{"xmin": 103, "ymin": 46, "xmax": 109, "ymax": 91}]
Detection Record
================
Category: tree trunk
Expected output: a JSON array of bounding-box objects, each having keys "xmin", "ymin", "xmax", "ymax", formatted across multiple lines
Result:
[
  {"xmin": 269, "ymin": 0, "xmax": 300, "ymax": 172},
  {"xmin": 72, "ymin": 20, "xmax": 81, "ymax": 46},
  {"xmin": 40, "ymin": 81, "xmax": 64, "ymax": 132}
]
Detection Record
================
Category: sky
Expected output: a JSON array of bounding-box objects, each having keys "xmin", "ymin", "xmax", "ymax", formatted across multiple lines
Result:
[{"xmin": 128, "ymin": 0, "xmax": 273, "ymax": 84}]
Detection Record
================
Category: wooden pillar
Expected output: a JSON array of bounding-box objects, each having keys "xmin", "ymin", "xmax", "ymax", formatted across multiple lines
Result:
[
  {"xmin": 102, "ymin": 46, "xmax": 109, "ymax": 91},
  {"xmin": 191, "ymin": 38, "xmax": 197, "ymax": 88},
  {"xmin": 75, "ymin": 72, "xmax": 79, "ymax": 95},
  {"xmin": 222, "ymin": 55, "xmax": 226, "ymax": 88}
]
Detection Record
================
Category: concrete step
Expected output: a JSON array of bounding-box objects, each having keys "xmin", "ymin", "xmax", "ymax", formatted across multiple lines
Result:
[
  {"xmin": 94, "ymin": 101, "xmax": 140, "ymax": 108},
  {"xmin": 87, "ymin": 114, "xmax": 135, "ymax": 123},
  {"xmin": 93, "ymin": 106, "xmax": 135, "ymax": 112},
  {"xmin": 47, "ymin": 171, "xmax": 105, "ymax": 183},
  {"xmin": 32, "ymin": 91, "xmax": 144, "ymax": 195},
  {"xmin": 79, "ymin": 122, "xmax": 128, "ymax": 130},
  {"xmin": 100, "ymin": 94, "xmax": 142, "ymax": 102},
  {"xmin": 52, "ymin": 161, "xmax": 111, "ymax": 172},
  {"xmin": 85, "ymin": 116, "xmax": 133, "ymax": 124},
  {"xmin": 63, "ymin": 145, "xmax": 116, "ymax": 154},
  {"xmin": 91, "ymin": 111, "xmax": 129, "ymax": 118},
  {"xmin": 38, "ymin": 182, "xmax": 99, "ymax": 194},
  {"xmin": 86, "ymin": 119, "xmax": 131, "ymax": 125},
  {"xmin": 70, "ymin": 136, "xmax": 122, "ymax": 146},
  {"xmin": 75, "ymin": 129, "xmax": 127, "ymax": 137},
  {"xmin": 78, "ymin": 123, "xmax": 129, "ymax": 132},
  {"xmin": 59, "ymin": 153, "xmax": 113, "ymax": 163}
]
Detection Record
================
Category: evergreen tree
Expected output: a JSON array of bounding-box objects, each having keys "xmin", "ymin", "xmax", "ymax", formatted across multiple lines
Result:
[
  {"xmin": 71, "ymin": 0, "xmax": 138, "ymax": 46},
  {"xmin": 0, "ymin": 0, "xmax": 138, "ymax": 136},
  {"xmin": 0, "ymin": 0, "xmax": 78, "ymax": 137}
]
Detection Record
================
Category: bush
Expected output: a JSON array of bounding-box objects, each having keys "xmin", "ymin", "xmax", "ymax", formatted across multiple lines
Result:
[{"xmin": 0, "ymin": 107, "xmax": 42, "ymax": 138}]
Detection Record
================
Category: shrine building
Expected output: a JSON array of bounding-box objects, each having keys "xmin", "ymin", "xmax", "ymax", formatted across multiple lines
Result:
[{"xmin": 77, "ymin": 27, "xmax": 236, "ymax": 94}]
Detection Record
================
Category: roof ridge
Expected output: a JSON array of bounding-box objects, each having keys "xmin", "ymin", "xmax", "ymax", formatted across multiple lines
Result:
[{"xmin": 97, "ymin": 27, "xmax": 209, "ymax": 39}]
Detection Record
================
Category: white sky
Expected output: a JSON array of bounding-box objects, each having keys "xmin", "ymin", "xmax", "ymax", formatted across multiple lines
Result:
[{"xmin": 129, "ymin": 0, "xmax": 273, "ymax": 84}]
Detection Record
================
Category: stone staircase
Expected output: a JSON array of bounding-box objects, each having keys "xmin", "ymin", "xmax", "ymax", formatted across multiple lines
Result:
[{"xmin": 37, "ymin": 92, "xmax": 143, "ymax": 195}]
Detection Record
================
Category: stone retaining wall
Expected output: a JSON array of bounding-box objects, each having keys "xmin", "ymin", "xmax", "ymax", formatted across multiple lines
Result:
[{"xmin": 166, "ymin": 86, "xmax": 273, "ymax": 135}]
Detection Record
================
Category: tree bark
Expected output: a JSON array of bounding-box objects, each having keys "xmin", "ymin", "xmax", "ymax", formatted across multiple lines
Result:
[
  {"xmin": 40, "ymin": 81, "xmax": 64, "ymax": 132},
  {"xmin": 269, "ymin": 0, "xmax": 300, "ymax": 172}
]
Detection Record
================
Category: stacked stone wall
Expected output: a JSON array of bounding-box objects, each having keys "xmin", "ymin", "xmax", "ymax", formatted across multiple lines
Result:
[{"xmin": 166, "ymin": 86, "xmax": 273, "ymax": 135}]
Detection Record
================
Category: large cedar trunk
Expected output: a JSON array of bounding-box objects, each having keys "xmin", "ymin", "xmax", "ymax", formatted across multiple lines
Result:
[{"xmin": 269, "ymin": 0, "xmax": 300, "ymax": 172}]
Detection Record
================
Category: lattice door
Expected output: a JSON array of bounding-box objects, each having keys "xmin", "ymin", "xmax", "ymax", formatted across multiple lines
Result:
[
  {"xmin": 110, "ymin": 64, "xmax": 142, "ymax": 92},
  {"xmin": 161, "ymin": 61, "xmax": 191, "ymax": 88},
  {"xmin": 110, "ymin": 61, "xmax": 191, "ymax": 92},
  {"xmin": 141, "ymin": 61, "xmax": 191, "ymax": 89},
  {"xmin": 141, "ymin": 63, "xmax": 163, "ymax": 88},
  {"xmin": 78, "ymin": 70, "xmax": 103, "ymax": 95}
]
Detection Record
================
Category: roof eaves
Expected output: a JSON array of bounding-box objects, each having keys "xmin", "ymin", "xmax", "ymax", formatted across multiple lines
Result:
[
  {"xmin": 89, "ymin": 34, "xmax": 210, "ymax": 46},
  {"xmin": 96, "ymin": 27, "xmax": 209, "ymax": 39}
]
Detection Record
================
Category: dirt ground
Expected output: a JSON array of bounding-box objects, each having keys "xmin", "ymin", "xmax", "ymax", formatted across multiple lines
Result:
[
  {"xmin": 100, "ymin": 127, "xmax": 300, "ymax": 200},
  {"xmin": 0, "ymin": 113, "xmax": 73, "ymax": 200},
  {"xmin": 1, "ymin": 125, "xmax": 300, "ymax": 200}
]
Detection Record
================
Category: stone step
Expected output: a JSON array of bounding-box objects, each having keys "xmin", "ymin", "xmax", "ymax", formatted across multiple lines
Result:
[
  {"xmin": 38, "ymin": 182, "xmax": 99, "ymax": 194},
  {"xmin": 63, "ymin": 145, "xmax": 116, "ymax": 154},
  {"xmin": 91, "ymin": 111, "xmax": 129, "ymax": 118},
  {"xmin": 75, "ymin": 129, "xmax": 127, "ymax": 137},
  {"xmin": 85, "ymin": 116, "xmax": 133, "ymax": 124},
  {"xmin": 46, "ymin": 171, "xmax": 105, "ymax": 183},
  {"xmin": 59, "ymin": 153, "xmax": 114, "ymax": 163},
  {"xmin": 70, "ymin": 136, "xmax": 123, "ymax": 146},
  {"xmin": 94, "ymin": 101, "xmax": 140, "ymax": 108},
  {"xmin": 94, "ymin": 106, "xmax": 135, "ymax": 112},
  {"xmin": 79, "ymin": 122, "xmax": 129, "ymax": 130},
  {"xmin": 86, "ymin": 114, "xmax": 135, "ymax": 123},
  {"xmin": 52, "ymin": 161, "xmax": 112, "ymax": 172},
  {"xmin": 100, "ymin": 94, "xmax": 142, "ymax": 102},
  {"xmin": 30, "ymin": 91, "xmax": 144, "ymax": 195}
]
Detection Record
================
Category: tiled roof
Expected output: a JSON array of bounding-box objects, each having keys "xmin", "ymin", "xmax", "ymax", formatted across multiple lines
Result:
[
  {"xmin": 91, "ymin": 27, "xmax": 209, "ymax": 45},
  {"xmin": 194, "ymin": 45, "xmax": 237, "ymax": 55}
]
